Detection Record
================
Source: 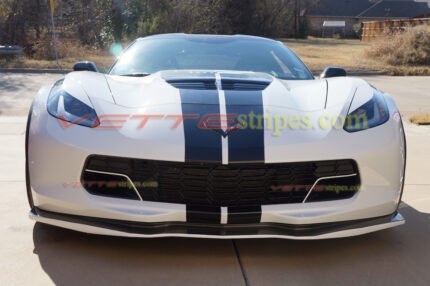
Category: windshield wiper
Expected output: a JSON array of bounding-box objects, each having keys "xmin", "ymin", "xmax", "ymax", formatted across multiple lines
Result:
[{"xmin": 119, "ymin": 73, "xmax": 151, "ymax": 77}]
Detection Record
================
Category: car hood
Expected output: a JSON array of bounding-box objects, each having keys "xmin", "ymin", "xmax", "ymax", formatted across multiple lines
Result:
[
  {"xmin": 62, "ymin": 70, "xmax": 365, "ymax": 113},
  {"xmin": 103, "ymin": 70, "xmax": 329, "ymax": 111}
]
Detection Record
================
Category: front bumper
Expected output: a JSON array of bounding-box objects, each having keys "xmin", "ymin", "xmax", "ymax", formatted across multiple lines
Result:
[
  {"xmin": 27, "ymin": 86, "xmax": 407, "ymax": 239},
  {"xmin": 30, "ymin": 208, "xmax": 404, "ymax": 239}
]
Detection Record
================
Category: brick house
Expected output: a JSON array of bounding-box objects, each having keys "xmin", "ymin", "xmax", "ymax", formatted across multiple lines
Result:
[{"xmin": 307, "ymin": 0, "xmax": 430, "ymax": 38}]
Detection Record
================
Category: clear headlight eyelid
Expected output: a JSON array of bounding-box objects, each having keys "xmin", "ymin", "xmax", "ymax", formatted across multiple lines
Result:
[
  {"xmin": 368, "ymin": 96, "xmax": 385, "ymax": 125},
  {"xmin": 55, "ymin": 93, "xmax": 82, "ymax": 123},
  {"xmin": 344, "ymin": 91, "xmax": 390, "ymax": 133},
  {"xmin": 47, "ymin": 81, "xmax": 100, "ymax": 128},
  {"xmin": 57, "ymin": 94, "xmax": 66, "ymax": 115}
]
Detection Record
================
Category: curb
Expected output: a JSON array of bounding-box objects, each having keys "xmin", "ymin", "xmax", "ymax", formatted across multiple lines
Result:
[{"xmin": 0, "ymin": 68, "xmax": 71, "ymax": 74}]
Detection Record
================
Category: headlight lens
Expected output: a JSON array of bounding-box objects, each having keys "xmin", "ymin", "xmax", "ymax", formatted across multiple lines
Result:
[
  {"xmin": 47, "ymin": 80, "xmax": 100, "ymax": 128},
  {"xmin": 344, "ymin": 91, "xmax": 389, "ymax": 132}
]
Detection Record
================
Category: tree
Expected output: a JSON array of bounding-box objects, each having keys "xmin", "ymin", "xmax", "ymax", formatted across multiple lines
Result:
[
  {"xmin": 0, "ymin": 0, "xmax": 50, "ymax": 46},
  {"xmin": 0, "ymin": 0, "xmax": 321, "ymax": 59}
]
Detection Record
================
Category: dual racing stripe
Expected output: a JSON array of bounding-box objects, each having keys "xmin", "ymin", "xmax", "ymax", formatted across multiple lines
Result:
[
  {"xmin": 178, "ymin": 76, "xmax": 265, "ymax": 224},
  {"xmin": 187, "ymin": 205, "xmax": 262, "ymax": 224},
  {"xmin": 187, "ymin": 205, "xmax": 221, "ymax": 224},
  {"xmin": 224, "ymin": 89, "xmax": 265, "ymax": 163},
  {"xmin": 178, "ymin": 83, "xmax": 265, "ymax": 164},
  {"xmin": 179, "ymin": 88, "xmax": 223, "ymax": 163},
  {"xmin": 227, "ymin": 206, "xmax": 262, "ymax": 224}
]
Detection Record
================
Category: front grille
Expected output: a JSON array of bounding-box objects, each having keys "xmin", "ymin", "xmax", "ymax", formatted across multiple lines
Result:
[{"xmin": 82, "ymin": 156, "xmax": 360, "ymax": 206}]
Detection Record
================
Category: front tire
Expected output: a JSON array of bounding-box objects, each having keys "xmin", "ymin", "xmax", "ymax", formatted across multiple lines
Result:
[{"xmin": 25, "ymin": 104, "xmax": 34, "ymax": 209}]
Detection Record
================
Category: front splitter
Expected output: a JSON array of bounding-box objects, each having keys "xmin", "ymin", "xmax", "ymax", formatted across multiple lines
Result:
[{"xmin": 29, "ymin": 208, "xmax": 405, "ymax": 240}]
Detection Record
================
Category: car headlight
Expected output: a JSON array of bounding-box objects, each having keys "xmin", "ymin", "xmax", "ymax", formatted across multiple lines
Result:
[
  {"xmin": 47, "ymin": 80, "xmax": 100, "ymax": 128},
  {"xmin": 344, "ymin": 91, "xmax": 389, "ymax": 132}
]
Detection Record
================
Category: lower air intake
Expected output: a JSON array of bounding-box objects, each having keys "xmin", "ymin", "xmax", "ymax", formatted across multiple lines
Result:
[
  {"xmin": 81, "ymin": 170, "xmax": 140, "ymax": 200},
  {"xmin": 82, "ymin": 156, "xmax": 360, "ymax": 206}
]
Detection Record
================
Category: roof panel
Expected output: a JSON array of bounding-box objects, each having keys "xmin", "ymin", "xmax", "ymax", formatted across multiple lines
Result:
[
  {"xmin": 307, "ymin": 0, "xmax": 429, "ymax": 18},
  {"xmin": 307, "ymin": 0, "xmax": 374, "ymax": 17},
  {"xmin": 359, "ymin": 1, "xmax": 430, "ymax": 18}
]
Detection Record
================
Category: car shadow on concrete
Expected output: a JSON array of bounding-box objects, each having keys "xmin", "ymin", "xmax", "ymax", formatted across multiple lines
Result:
[
  {"xmin": 31, "ymin": 223, "xmax": 245, "ymax": 286},
  {"xmin": 234, "ymin": 205, "xmax": 430, "ymax": 286},
  {"xmin": 32, "ymin": 204, "xmax": 429, "ymax": 286}
]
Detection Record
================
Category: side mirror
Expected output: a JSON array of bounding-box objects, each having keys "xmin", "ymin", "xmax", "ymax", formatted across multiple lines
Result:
[
  {"xmin": 320, "ymin": 67, "xmax": 347, "ymax": 78},
  {"xmin": 73, "ymin": 61, "xmax": 99, "ymax": 72}
]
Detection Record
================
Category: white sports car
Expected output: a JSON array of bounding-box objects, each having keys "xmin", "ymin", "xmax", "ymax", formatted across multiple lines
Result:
[{"xmin": 27, "ymin": 34, "xmax": 406, "ymax": 239}]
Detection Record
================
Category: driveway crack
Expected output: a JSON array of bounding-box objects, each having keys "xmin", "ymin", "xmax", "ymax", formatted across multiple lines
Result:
[{"xmin": 232, "ymin": 240, "xmax": 250, "ymax": 286}]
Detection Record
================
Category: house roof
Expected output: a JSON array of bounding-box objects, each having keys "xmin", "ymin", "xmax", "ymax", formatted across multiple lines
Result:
[
  {"xmin": 359, "ymin": 1, "xmax": 430, "ymax": 18},
  {"xmin": 308, "ymin": 0, "xmax": 374, "ymax": 17},
  {"xmin": 308, "ymin": 0, "xmax": 430, "ymax": 18}
]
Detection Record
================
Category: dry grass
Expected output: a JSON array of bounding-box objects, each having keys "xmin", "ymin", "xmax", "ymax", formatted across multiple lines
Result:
[
  {"xmin": 365, "ymin": 25, "xmax": 430, "ymax": 66},
  {"xmin": 283, "ymin": 37, "xmax": 373, "ymax": 72},
  {"xmin": 0, "ymin": 39, "xmax": 115, "ymax": 72},
  {"xmin": 0, "ymin": 55, "xmax": 114, "ymax": 72},
  {"xmin": 284, "ymin": 36, "xmax": 430, "ymax": 75},
  {"xmin": 1, "ymin": 36, "xmax": 430, "ymax": 75},
  {"xmin": 410, "ymin": 114, "xmax": 430, "ymax": 125}
]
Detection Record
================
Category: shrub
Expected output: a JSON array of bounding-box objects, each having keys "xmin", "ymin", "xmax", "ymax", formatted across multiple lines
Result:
[
  {"xmin": 32, "ymin": 38, "xmax": 93, "ymax": 61},
  {"xmin": 365, "ymin": 25, "xmax": 430, "ymax": 66}
]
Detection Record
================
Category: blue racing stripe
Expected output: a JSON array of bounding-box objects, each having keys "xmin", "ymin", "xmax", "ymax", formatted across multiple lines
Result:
[
  {"xmin": 225, "ymin": 90, "xmax": 265, "ymax": 163},
  {"xmin": 179, "ymin": 89, "xmax": 223, "ymax": 163}
]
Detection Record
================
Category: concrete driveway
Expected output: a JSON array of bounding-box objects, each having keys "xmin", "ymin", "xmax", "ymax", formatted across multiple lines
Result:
[{"xmin": 0, "ymin": 73, "xmax": 429, "ymax": 286}]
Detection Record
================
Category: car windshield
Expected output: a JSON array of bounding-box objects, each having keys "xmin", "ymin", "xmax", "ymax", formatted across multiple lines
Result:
[{"xmin": 109, "ymin": 36, "xmax": 313, "ymax": 80}]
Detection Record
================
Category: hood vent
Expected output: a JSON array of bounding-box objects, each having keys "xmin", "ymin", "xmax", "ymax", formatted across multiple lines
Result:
[
  {"xmin": 167, "ymin": 78, "xmax": 271, "ymax": 91},
  {"xmin": 221, "ymin": 79, "xmax": 270, "ymax": 91},
  {"xmin": 166, "ymin": 79, "xmax": 217, "ymax": 90}
]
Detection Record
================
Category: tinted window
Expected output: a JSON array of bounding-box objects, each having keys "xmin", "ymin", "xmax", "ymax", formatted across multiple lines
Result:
[{"xmin": 110, "ymin": 36, "xmax": 313, "ymax": 80}]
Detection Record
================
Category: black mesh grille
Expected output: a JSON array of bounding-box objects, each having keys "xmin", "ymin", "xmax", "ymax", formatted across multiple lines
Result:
[{"xmin": 82, "ymin": 156, "xmax": 360, "ymax": 206}]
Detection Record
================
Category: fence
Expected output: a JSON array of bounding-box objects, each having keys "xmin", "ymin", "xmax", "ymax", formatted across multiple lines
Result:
[{"xmin": 361, "ymin": 18, "xmax": 430, "ymax": 41}]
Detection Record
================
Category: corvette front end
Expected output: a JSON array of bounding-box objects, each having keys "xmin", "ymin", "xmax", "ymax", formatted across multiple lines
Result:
[
  {"xmin": 27, "ymin": 75, "xmax": 406, "ymax": 239},
  {"xmin": 26, "ymin": 34, "xmax": 406, "ymax": 239}
]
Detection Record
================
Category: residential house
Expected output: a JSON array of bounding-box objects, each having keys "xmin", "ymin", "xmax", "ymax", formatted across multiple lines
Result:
[{"xmin": 307, "ymin": 0, "xmax": 430, "ymax": 38}]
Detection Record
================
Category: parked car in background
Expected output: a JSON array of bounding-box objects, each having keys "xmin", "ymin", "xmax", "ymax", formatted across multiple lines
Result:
[{"xmin": 0, "ymin": 45, "xmax": 24, "ymax": 57}]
